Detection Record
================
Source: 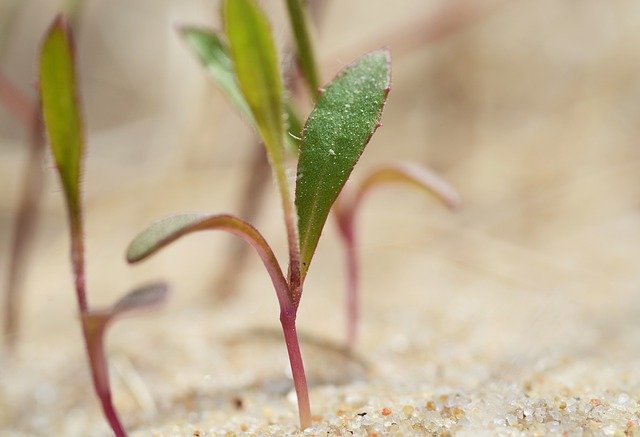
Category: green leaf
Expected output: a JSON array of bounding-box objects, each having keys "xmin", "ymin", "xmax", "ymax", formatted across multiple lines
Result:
[
  {"xmin": 285, "ymin": 0, "xmax": 320, "ymax": 101},
  {"xmin": 181, "ymin": 26, "xmax": 302, "ymax": 155},
  {"xmin": 180, "ymin": 27, "xmax": 252, "ymax": 123},
  {"xmin": 295, "ymin": 50, "xmax": 391, "ymax": 278},
  {"xmin": 126, "ymin": 214, "xmax": 293, "ymax": 309},
  {"xmin": 39, "ymin": 15, "xmax": 84, "ymax": 216},
  {"xmin": 223, "ymin": 0, "xmax": 285, "ymax": 170},
  {"xmin": 111, "ymin": 282, "xmax": 168, "ymax": 317},
  {"xmin": 356, "ymin": 162, "xmax": 461, "ymax": 211}
]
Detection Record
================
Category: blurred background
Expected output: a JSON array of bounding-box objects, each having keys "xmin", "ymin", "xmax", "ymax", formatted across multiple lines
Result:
[{"xmin": 1, "ymin": 0, "xmax": 640, "ymax": 434}]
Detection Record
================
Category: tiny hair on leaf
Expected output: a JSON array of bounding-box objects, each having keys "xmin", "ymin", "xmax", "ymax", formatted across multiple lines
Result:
[{"xmin": 295, "ymin": 49, "xmax": 391, "ymax": 279}]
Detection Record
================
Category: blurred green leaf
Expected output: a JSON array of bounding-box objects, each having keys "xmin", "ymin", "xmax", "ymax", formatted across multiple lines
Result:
[
  {"xmin": 295, "ymin": 50, "xmax": 391, "ymax": 278},
  {"xmin": 285, "ymin": 0, "xmax": 320, "ymax": 101},
  {"xmin": 111, "ymin": 282, "xmax": 168, "ymax": 316},
  {"xmin": 39, "ymin": 15, "xmax": 84, "ymax": 216},
  {"xmin": 223, "ymin": 0, "xmax": 285, "ymax": 170},
  {"xmin": 180, "ymin": 27, "xmax": 252, "ymax": 123}
]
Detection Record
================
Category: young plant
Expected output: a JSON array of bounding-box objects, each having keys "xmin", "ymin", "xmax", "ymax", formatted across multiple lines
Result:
[
  {"xmin": 39, "ymin": 16, "xmax": 167, "ymax": 436},
  {"xmin": 182, "ymin": 0, "xmax": 461, "ymax": 350},
  {"xmin": 2, "ymin": 0, "xmax": 86, "ymax": 349},
  {"xmin": 333, "ymin": 162, "xmax": 461, "ymax": 347},
  {"xmin": 126, "ymin": 0, "xmax": 390, "ymax": 429},
  {"xmin": 180, "ymin": 26, "xmax": 304, "ymax": 301}
]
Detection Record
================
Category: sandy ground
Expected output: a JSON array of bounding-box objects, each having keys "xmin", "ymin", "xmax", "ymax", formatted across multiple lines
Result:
[{"xmin": 2, "ymin": 0, "xmax": 640, "ymax": 435}]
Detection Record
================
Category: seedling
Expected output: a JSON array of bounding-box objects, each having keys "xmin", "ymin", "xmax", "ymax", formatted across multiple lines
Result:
[
  {"xmin": 127, "ymin": 0, "xmax": 390, "ymax": 429},
  {"xmin": 180, "ymin": 0, "xmax": 460, "ymax": 349},
  {"xmin": 333, "ymin": 162, "xmax": 461, "ymax": 347},
  {"xmin": 39, "ymin": 16, "xmax": 167, "ymax": 436},
  {"xmin": 2, "ymin": 0, "xmax": 85, "ymax": 349}
]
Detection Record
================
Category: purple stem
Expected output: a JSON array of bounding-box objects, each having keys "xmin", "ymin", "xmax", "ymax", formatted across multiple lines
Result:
[
  {"xmin": 3, "ymin": 106, "xmax": 45, "ymax": 348},
  {"xmin": 70, "ymin": 219, "xmax": 127, "ymax": 435},
  {"xmin": 84, "ymin": 321, "xmax": 126, "ymax": 437},
  {"xmin": 343, "ymin": 230, "xmax": 359, "ymax": 349},
  {"xmin": 280, "ymin": 306, "xmax": 311, "ymax": 429},
  {"xmin": 334, "ymin": 197, "xmax": 360, "ymax": 349}
]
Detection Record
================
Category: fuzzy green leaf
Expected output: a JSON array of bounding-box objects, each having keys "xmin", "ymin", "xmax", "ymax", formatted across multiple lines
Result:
[
  {"xmin": 285, "ymin": 0, "xmax": 320, "ymax": 100},
  {"xmin": 39, "ymin": 15, "xmax": 83, "ymax": 215},
  {"xmin": 223, "ymin": 0, "xmax": 285, "ymax": 169},
  {"xmin": 126, "ymin": 214, "xmax": 292, "ymax": 309},
  {"xmin": 180, "ymin": 27, "xmax": 252, "ymax": 123},
  {"xmin": 296, "ymin": 50, "xmax": 391, "ymax": 277},
  {"xmin": 111, "ymin": 282, "xmax": 168, "ymax": 317}
]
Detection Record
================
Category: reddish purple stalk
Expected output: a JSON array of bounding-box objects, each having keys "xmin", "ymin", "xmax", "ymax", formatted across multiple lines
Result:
[
  {"xmin": 83, "ymin": 315, "xmax": 126, "ymax": 437},
  {"xmin": 280, "ymin": 304, "xmax": 311, "ymax": 428},
  {"xmin": 334, "ymin": 164, "xmax": 461, "ymax": 349},
  {"xmin": 334, "ymin": 197, "xmax": 360, "ymax": 348},
  {"xmin": 69, "ymin": 217, "xmax": 127, "ymax": 436},
  {"xmin": 3, "ymin": 102, "xmax": 45, "ymax": 349}
]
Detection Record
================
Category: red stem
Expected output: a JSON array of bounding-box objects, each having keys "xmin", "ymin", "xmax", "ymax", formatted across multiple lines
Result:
[
  {"xmin": 71, "ymin": 219, "xmax": 127, "ymax": 435},
  {"xmin": 280, "ymin": 308, "xmax": 311, "ymax": 429},
  {"xmin": 0, "ymin": 71, "xmax": 35, "ymax": 128},
  {"xmin": 84, "ymin": 321, "xmax": 127, "ymax": 437},
  {"xmin": 343, "ymin": 231, "xmax": 359, "ymax": 349},
  {"xmin": 70, "ymin": 218, "xmax": 88, "ymax": 312},
  {"xmin": 3, "ymin": 107, "xmax": 45, "ymax": 348},
  {"xmin": 334, "ymin": 196, "xmax": 361, "ymax": 349}
]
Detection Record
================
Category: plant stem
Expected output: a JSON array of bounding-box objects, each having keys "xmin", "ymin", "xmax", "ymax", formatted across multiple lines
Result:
[
  {"xmin": 71, "ymin": 210, "xmax": 126, "ymax": 435},
  {"xmin": 3, "ymin": 108, "xmax": 45, "ymax": 349},
  {"xmin": 70, "ymin": 218, "xmax": 88, "ymax": 312},
  {"xmin": 343, "ymin": 230, "xmax": 359, "ymax": 349},
  {"xmin": 84, "ymin": 320, "xmax": 127, "ymax": 437},
  {"xmin": 280, "ymin": 309, "xmax": 311, "ymax": 430},
  {"xmin": 334, "ymin": 199, "xmax": 360, "ymax": 349},
  {"xmin": 0, "ymin": 71, "xmax": 35, "ymax": 127}
]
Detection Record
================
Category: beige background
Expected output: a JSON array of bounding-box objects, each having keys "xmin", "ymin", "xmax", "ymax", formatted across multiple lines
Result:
[{"xmin": 1, "ymin": 1, "xmax": 640, "ymax": 435}]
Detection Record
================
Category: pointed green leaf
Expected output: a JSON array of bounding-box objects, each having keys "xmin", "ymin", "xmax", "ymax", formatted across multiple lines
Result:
[
  {"xmin": 356, "ymin": 162, "xmax": 461, "ymax": 211},
  {"xmin": 39, "ymin": 15, "xmax": 84, "ymax": 216},
  {"xmin": 285, "ymin": 0, "xmax": 320, "ymax": 101},
  {"xmin": 180, "ymin": 27, "xmax": 252, "ymax": 123},
  {"xmin": 296, "ymin": 50, "xmax": 391, "ymax": 277},
  {"xmin": 223, "ymin": 0, "xmax": 285, "ymax": 168},
  {"xmin": 127, "ymin": 214, "xmax": 292, "ymax": 309}
]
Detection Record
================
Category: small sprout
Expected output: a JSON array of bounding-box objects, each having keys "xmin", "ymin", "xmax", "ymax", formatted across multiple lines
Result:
[
  {"xmin": 2, "ymin": 0, "xmax": 85, "ymax": 351},
  {"xmin": 128, "ymin": 0, "xmax": 391, "ymax": 429},
  {"xmin": 40, "ymin": 15, "xmax": 167, "ymax": 436},
  {"xmin": 333, "ymin": 162, "xmax": 460, "ymax": 347}
]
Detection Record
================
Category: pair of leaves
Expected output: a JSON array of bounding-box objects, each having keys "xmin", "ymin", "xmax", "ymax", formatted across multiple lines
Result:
[{"xmin": 178, "ymin": 0, "xmax": 391, "ymax": 281}]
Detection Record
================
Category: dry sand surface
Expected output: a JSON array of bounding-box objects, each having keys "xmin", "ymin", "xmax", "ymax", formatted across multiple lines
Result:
[{"xmin": 1, "ymin": 1, "xmax": 640, "ymax": 435}]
